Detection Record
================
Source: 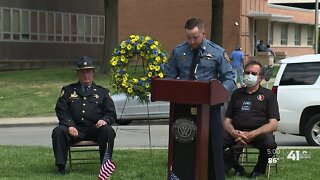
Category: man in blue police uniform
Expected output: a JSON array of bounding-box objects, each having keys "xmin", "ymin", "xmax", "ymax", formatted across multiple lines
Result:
[
  {"xmin": 52, "ymin": 56, "xmax": 117, "ymax": 175},
  {"xmin": 165, "ymin": 17, "xmax": 235, "ymax": 180}
]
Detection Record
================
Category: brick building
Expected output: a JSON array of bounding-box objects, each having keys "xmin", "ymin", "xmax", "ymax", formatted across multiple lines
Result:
[{"xmin": 0, "ymin": 0, "xmax": 317, "ymax": 70}]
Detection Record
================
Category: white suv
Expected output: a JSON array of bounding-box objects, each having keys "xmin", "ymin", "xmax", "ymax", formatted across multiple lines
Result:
[{"xmin": 272, "ymin": 54, "xmax": 320, "ymax": 146}]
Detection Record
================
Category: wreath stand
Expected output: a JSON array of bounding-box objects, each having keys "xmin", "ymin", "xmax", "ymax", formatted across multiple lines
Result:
[
  {"xmin": 114, "ymin": 58, "xmax": 153, "ymax": 150},
  {"xmin": 111, "ymin": 35, "xmax": 168, "ymax": 152}
]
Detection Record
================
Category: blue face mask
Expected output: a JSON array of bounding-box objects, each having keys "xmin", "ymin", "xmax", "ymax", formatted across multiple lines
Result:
[{"xmin": 244, "ymin": 74, "xmax": 258, "ymax": 87}]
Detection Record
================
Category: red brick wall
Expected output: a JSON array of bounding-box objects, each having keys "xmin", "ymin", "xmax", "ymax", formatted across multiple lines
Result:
[{"xmin": 119, "ymin": 0, "xmax": 212, "ymax": 53}]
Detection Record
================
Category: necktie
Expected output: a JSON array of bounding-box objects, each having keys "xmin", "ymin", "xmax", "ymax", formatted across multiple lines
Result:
[
  {"xmin": 189, "ymin": 49, "xmax": 200, "ymax": 80},
  {"xmin": 83, "ymin": 85, "xmax": 89, "ymax": 93}
]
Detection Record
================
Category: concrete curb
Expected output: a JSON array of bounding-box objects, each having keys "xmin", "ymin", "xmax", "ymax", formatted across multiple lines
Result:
[{"xmin": 0, "ymin": 117, "xmax": 57, "ymax": 127}]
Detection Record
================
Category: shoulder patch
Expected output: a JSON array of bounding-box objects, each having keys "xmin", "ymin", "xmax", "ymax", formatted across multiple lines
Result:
[
  {"xmin": 224, "ymin": 51, "xmax": 231, "ymax": 62},
  {"xmin": 60, "ymin": 90, "xmax": 64, "ymax": 97}
]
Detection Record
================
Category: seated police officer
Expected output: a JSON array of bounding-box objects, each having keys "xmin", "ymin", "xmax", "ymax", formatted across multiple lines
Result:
[
  {"xmin": 52, "ymin": 56, "xmax": 117, "ymax": 175},
  {"xmin": 223, "ymin": 60, "xmax": 280, "ymax": 178}
]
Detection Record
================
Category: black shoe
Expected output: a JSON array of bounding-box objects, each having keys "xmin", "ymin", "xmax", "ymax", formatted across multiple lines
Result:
[
  {"xmin": 249, "ymin": 171, "xmax": 262, "ymax": 178},
  {"xmin": 58, "ymin": 169, "xmax": 66, "ymax": 175},
  {"xmin": 234, "ymin": 166, "xmax": 246, "ymax": 177},
  {"xmin": 57, "ymin": 165, "xmax": 66, "ymax": 175}
]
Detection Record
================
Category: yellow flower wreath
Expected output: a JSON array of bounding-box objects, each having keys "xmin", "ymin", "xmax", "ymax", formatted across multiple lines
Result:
[{"xmin": 110, "ymin": 35, "xmax": 168, "ymax": 103}]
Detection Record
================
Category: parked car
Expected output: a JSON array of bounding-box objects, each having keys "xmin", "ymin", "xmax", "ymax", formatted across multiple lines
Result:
[
  {"xmin": 272, "ymin": 54, "xmax": 320, "ymax": 146},
  {"xmin": 111, "ymin": 93, "xmax": 169, "ymax": 125}
]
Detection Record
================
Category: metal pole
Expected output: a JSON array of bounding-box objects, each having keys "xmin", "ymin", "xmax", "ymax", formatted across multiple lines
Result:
[{"xmin": 315, "ymin": 0, "xmax": 319, "ymax": 54}]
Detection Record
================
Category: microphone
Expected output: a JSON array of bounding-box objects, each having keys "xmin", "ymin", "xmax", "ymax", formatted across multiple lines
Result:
[{"xmin": 194, "ymin": 64, "xmax": 199, "ymax": 80}]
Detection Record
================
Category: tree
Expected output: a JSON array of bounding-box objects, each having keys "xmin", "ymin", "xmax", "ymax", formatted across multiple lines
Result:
[
  {"xmin": 100, "ymin": 0, "xmax": 118, "ymax": 74},
  {"xmin": 211, "ymin": 0, "xmax": 223, "ymax": 46}
]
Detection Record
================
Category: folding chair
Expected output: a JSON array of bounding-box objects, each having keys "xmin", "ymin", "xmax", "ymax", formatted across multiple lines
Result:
[
  {"xmin": 231, "ymin": 144, "xmax": 278, "ymax": 178},
  {"xmin": 68, "ymin": 140, "xmax": 101, "ymax": 168}
]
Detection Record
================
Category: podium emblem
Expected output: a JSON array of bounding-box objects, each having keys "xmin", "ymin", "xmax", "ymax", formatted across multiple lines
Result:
[{"xmin": 173, "ymin": 118, "xmax": 197, "ymax": 143}]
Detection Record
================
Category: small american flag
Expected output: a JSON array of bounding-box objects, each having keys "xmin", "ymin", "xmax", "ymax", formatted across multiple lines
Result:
[
  {"xmin": 98, "ymin": 152, "xmax": 116, "ymax": 180},
  {"xmin": 170, "ymin": 172, "xmax": 180, "ymax": 180}
]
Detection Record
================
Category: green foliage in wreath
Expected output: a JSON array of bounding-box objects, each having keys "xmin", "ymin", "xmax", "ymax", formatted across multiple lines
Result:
[{"xmin": 110, "ymin": 35, "xmax": 168, "ymax": 103}]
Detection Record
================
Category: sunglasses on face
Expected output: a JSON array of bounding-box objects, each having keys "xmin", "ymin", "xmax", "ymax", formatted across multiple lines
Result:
[{"xmin": 244, "ymin": 71, "xmax": 260, "ymax": 76}]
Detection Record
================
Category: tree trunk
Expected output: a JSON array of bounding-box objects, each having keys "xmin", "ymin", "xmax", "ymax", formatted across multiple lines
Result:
[
  {"xmin": 100, "ymin": 0, "xmax": 118, "ymax": 74},
  {"xmin": 211, "ymin": 0, "xmax": 223, "ymax": 46}
]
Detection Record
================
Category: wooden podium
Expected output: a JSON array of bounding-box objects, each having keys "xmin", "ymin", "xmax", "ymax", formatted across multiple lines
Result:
[{"xmin": 151, "ymin": 78, "xmax": 228, "ymax": 180}]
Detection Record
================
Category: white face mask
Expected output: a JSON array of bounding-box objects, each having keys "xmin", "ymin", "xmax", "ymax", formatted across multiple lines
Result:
[{"xmin": 244, "ymin": 74, "xmax": 258, "ymax": 87}]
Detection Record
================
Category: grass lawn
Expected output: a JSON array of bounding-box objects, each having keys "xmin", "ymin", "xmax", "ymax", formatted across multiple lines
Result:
[
  {"xmin": 0, "ymin": 65, "xmax": 280, "ymax": 118},
  {"xmin": 0, "ymin": 145, "xmax": 319, "ymax": 179},
  {"xmin": 0, "ymin": 67, "xmax": 112, "ymax": 118}
]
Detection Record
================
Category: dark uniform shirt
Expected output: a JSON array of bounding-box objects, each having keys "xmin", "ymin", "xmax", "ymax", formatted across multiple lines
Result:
[
  {"xmin": 164, "ymin": 38, "xmax": 235, "ymax": 92},
  {"xmin": 55, "ymin": 82, "xmax": 117, "ymax": 128},
  {"xmin": 225, "ymin": 86, "xmax": 280, "ymax": 131}
]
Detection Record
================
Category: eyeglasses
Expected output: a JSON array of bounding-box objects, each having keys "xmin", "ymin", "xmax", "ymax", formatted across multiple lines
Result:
[
  {"xmin": 186, "ymin": 35, "xmax": 201, "ymax": 42},
  {"xmin": 244, "ymin": 71, "xmax": 260, "ymax": 76}
]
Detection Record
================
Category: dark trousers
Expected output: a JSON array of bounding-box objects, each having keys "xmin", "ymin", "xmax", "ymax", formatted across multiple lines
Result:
[
  {"xmin": 208, "ymin": 105, "xmax": 225, "ymax": 180},
  {"xmin": 52, "ymin": 124, "xmax": 116, "ymax": 167},
  {"xmin": 223, "ymin": 132, "xmax": 277, "ymax": 174}
]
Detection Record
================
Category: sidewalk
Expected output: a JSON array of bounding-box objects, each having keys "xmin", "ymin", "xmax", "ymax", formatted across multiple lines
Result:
[{"xmin": 0, "ymin": 117, "xmax": 57, "ymax": 127}]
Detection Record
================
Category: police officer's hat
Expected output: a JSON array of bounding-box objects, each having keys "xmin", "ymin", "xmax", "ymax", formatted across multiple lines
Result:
[{"xmin": 76, "ymin": 56, "xmax": 95, "ymax": 70}]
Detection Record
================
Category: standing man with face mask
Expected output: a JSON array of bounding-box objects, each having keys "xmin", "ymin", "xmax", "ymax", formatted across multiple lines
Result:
[
  {"xmin": 223, "ymin": 60, "xmax": 280, "ymax": 178},
  {"xmin": 165, "ymin": 17, "xmax": 235, "ymax": 180},
  {"xmin": 52, "ymin": 56, "xmax": 117, "ymax": 175}
]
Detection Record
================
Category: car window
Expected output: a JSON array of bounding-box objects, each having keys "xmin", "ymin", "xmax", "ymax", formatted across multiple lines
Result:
[{"xmin": 279, "ymin": 62, "xmax": 320, "ymax": 85}]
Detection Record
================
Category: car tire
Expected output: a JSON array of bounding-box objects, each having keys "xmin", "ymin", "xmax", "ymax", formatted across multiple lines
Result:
[
  {"xmin": 305, "ymin": 114, "xmax": 320, "ymax": 146},
  {"xmin": 116, "ymin": 119, "xmax": 132, "ymax": 125}
]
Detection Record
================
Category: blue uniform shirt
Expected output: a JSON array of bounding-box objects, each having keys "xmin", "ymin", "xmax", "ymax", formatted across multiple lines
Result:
[{"xmin": 164, "ymin": 38, "xmax": 235, "ymax": 92}]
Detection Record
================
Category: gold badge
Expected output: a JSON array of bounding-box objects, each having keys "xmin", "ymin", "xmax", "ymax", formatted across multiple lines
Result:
[
  {"xmin": 224, "ymin": 52, "xmax": 231, "ymax": 62},
  {"xmin": 190, "ymin": 107, "xmax": 198, "ymax": 115},
  {"xmin": 70, "ymin": 91, "xmax": 78, "ymax": 98}
]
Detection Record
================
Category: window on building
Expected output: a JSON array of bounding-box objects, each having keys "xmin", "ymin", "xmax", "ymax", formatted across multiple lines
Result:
[
  {"xmin": 280, "ymin": 24, "xmax": 288, "ymax": 45},
  {"xmin": 31, "ymin": 11, "xmax": 38, "ymax": 40},
  {"xmin": 47, "ymin": 12, "xmax": 54, "ymax": 41},
  {"xmin": 85, "ymin": 16, "xmax": 91, "ymax": 43},
  {"xmin": 307, "ymin": 26, "xmax": 313, "ymax": 46},
  {"xmin": 92, "ymin": 16, "xmax": 98, "ymax": 43},
  {"xmin": 55, "ymin": 13, "xmax": 62, "ymax": 41},
  {"xmin": 63, "ymin": 14, "xmax": 70, "ymax": 42},
  {"xmin": 71, "ymin": 14, "xmax": 77, "ymax": 42},
  {"xmin": 294, "ymin": 24, "xmax": 301, "ymax": 46},
  {"xmin": 12, "ymin": 10, "xmax": 20, "ymax": 40},
  {"xmin": 3, "ymin": 9, "xmax": 11, "ymax": 40},
  {"xmin": 0, "ymin": 9, "xmax": 2, "ymax": 39},
  {"xmin": 39, "ymin": 12, "xmax": 46, "ymax": 41},
  {"xmin": 77, "ymin": 15, "xmax": 85, "ymax": 43},
  {"xmin": 268, "ymin": 22, "xmax": 273, "ymax": 45},
  {"xmin": 0, "ymin": 7, "xmax": 104, "ymax": 44},
  {"xmin": 22, "ymin": 10, "xmax": 30, "ymax": 40},
  {"xmin": 99, "ymin": 16, "xmax": 104, "ymax": 43}
]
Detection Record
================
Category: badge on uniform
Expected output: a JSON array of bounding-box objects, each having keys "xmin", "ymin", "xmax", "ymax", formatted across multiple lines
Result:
[
  {"xmin": 205, "ymin": 53, "xmax": 213, "ymax": 60},
  {"xmin": 224, "ymin": 51, "xmax": 231, "ymax": 62},
  {"xmin": 70, "ymin": 91, "xmax": 78, "ymax": 98},
  {"xmin": 94, "ymin": 94, "xmax": 99, "ymax": 99}
]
